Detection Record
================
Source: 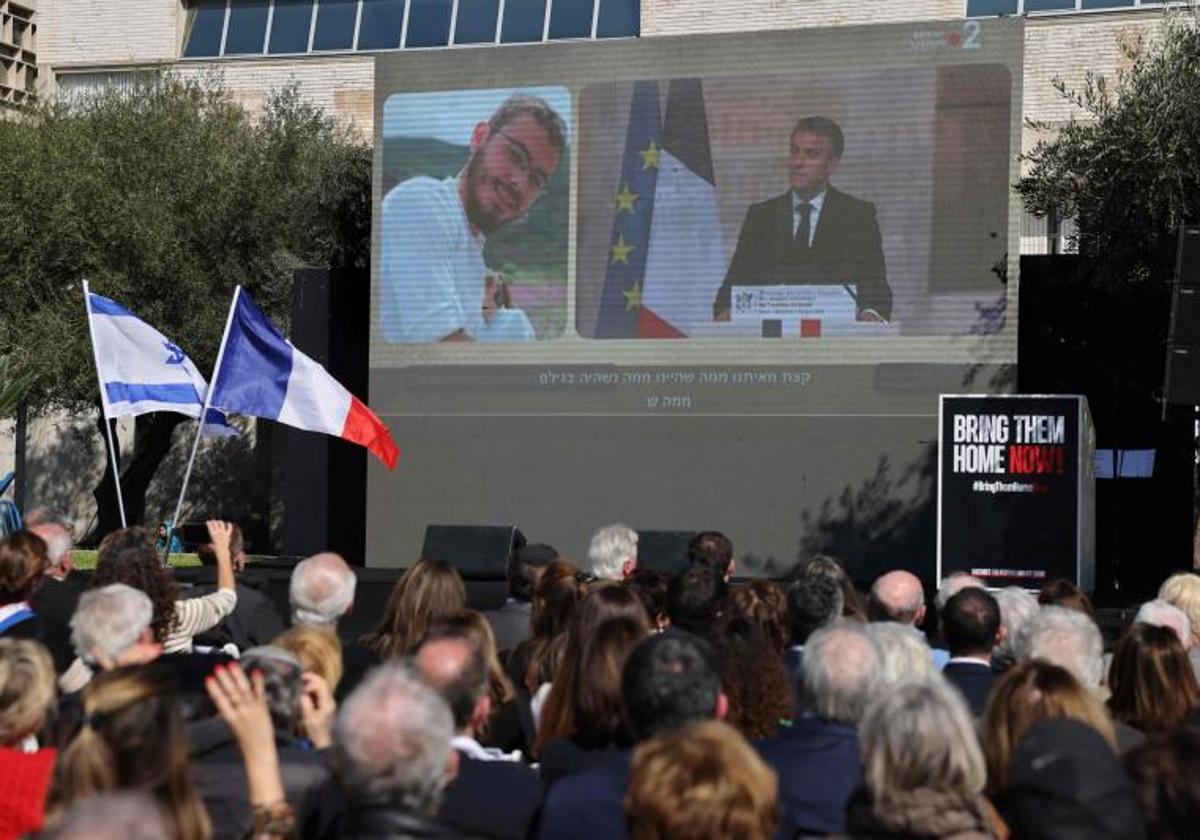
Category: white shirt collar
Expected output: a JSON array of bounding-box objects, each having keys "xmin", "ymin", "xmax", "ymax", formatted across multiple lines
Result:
[
  {"xmin": 947, "ymin": 655, "xmax": 991, "ymax": 666},
  {"xmin": 793, "ymin": 188, "xmax": 828, "ymax": 214},
  {"xmin": 451, "ymin": 733, "xmax": 522, "ymax": 763}
]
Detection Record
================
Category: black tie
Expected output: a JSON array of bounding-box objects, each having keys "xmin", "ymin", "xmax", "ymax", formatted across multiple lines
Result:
[{"xmin": 795, "ymin": 201, "xmax": 812, "ymax": 248}]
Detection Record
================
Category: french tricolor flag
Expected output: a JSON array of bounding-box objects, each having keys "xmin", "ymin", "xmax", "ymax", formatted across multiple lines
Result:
[{"xmin": 209, "ymin": 288, "xmax": 399, "ymax": 469}]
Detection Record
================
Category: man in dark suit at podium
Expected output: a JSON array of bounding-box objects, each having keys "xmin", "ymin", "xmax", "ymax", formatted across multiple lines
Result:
[{"xmin": 713, "ymin": 116, "xmax": 891, "ymax": 322}]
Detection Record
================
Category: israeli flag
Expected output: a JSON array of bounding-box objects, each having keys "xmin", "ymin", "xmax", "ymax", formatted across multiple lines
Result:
[{"xmin": 86, "ymin": 290, "xmax": 234, "ymax": 436}]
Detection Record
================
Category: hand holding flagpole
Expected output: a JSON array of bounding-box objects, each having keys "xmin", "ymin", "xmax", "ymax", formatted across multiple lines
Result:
[{"xmin": 166, "ymin": 286, "xmax": 242, "ymax": 564}]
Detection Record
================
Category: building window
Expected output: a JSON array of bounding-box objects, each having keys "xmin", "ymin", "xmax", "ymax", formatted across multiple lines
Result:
[
  {"xmin": 969, "ymin": 0, "xmax": 1161, "ymax": 14},
  {"xmin": 224, "ymin": 0, "xmax": 270, "ymax": 54},
  {"xmin": 268, "ymin": 0, "xmax": 315, "ymax": 53},
  {"xmin": 312, "ymin": 0, "xmax": 358, "ymax": 50},
  {"xmin": 182, "ymin": 0, "xmax": 637, "ymax": 58}
]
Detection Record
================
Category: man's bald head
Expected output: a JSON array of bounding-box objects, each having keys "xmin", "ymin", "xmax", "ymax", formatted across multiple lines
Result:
[
  {"xmin": 29, "ymin": 522, "xmax": 73, "ymax": 578},
  {"xmin": 867, "ymin": 570, "xmax": 925, "ymax": 626},
  {"xmin": 289, "ymin": 552, "xmax": 356, "ymax": 627},
  {"xmin": 414, "ymin": 636, "xmax": 487, "ymax": 733}
]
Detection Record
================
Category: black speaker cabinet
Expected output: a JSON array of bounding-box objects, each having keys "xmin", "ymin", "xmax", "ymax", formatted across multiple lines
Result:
[
  {"xmin": 420, "ymin": 524, "xmax": 526, "ymax": 581},
  {"xmin": 636, "ymin": 530, "xmax": 697, "ymax": 577}
]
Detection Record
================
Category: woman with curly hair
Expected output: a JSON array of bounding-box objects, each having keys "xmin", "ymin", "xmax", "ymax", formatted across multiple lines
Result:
[
  {"xmin": 359, "ymin": 559, "xmax": 466, "ymax": 660},
  {"xmin": 47, "ymin": 665, "xmax": 211, "ymax": 839},
  {"xmin": 92, "ymin": 522, "xmax": 237, "ymax": 654},
  {"xmin": 715, "ymin": 616, "xmax": 793, "ymax": 739}
]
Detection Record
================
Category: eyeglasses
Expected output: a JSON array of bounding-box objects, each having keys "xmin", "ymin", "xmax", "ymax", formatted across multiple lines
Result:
[{"xmin": 491, "ymin": 128, "xmax": 552, "ymax": 192}]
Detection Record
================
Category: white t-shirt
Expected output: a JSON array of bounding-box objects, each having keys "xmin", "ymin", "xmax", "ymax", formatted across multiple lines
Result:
[{"xmin": 379, "ymin": 176, "xmax": 487, "ymax": 342}]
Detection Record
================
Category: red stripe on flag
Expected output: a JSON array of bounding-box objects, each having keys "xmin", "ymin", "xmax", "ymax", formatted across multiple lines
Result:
[
  {"xmin": 800, "ymin": 319, "xmax": 822, "ymax": 338},
  {"xmin": 636, "ymin": 306, "xmax": 687, "ymax": 339},
  {"xmin": 341, "ymin": 397, "xmax": 400, "ymax": 470}
]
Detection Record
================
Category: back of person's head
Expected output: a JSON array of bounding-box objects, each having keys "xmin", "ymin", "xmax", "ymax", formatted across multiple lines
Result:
[
  {"xmin": 686, "ymin": 531, "xmax": 734, "ymax": 579},
  {"xmin": 859, "ymin": 678, "xmax": 985, "ymax": 809},
  {"xmin": 1158, "ymin": 573, "xmax": 1200, "ymax": 647},
  {"xmin": 414, "ymin": 635, "xmax": 488, "ymax": 732},
  {"xmin": 866, "ymin": 570, "xmax": 925, "ymax": 625},
  {"xmin": 1124, "ymin": 728, "xmax": 1200, "ymax": 840},
  {"xmin": 1017, "ymin": 605, "xmax": 1104, "ymax": 689},
  {"xmin": 1006, "ymin": 719, "xmax": 1145, "ymax": 840},
  {"xmin": 588, "ymin": 523, "xmax": 638, "ymax": 581},
  {"xmin": 1038, "ymin": 578, "xmax": 1094, "ymax": 616},
  {"xmin": 982, "ymin": 660, "xmax": 1116, "ymax": 795},
  {"xmin": 0, "ymin": 638, "xmax": 55, "ymax": 746},
  {"xmin": 1135, "ymin": 599, "xmax": 1192, "ymax": 648},
  {"xmin": 335, "ymin": 663, "xmax": 455, "ymax": 814},
  {"xmin": 43, "ymin": 792, "xmax": 172, "ymax": 840},
  {"xmin": 993, "ymin": 587, "xmax": 1041, "ymax": 668},
  {"xmin": 422, "ymin": 609, "xmax": 514, "ymax": 711},
  {"xmin": 93, "ymin": 527, "xmax": 178, "ymax": 644},
  {"xmin": 196, "ymin": 522, "xmax": 243, "ymax": 567},
  {"xmin": 240, "ymin": 646, "xmax": 305, "ymax": 732},
  {"xmin": 364, "ymin": 559, "xmax": 466, "ymax": 659},
  {"xmin": 50, "ymin": 665, "xmax": 209, "ymax": 840},
  {"xmin": 802, "ymin": 622, "xmax": 883, "ymax": 724},
  {"xmin": 786, "ymin": 574, "xmax": 843, "ymax": 645},
  {"xmin": 1108, "ymin": 622, "xmax": 1200, "ymax": 735},
  {"xmin": 272, "ymin": 625, "xmax": 343, "ymax": 693},
  {"xmin": 714, "ymin": 616, "xmax": 792, "ymax": 739},
  {"xmin": 506, "ymin": 542, "xmax": 558, "ymax": 601},
  {"xmin": 626, "ymin": 568, "xmax": 670, "ymax": 631},
  {"xmin": 0, "ymin": 530, "xmax": 48, "ymax": 606},
  {"xmin": 865, "ymin": 621, "xmax": 936, "ymax": 686},
  {"xmin": 625, "ymin": 720, "xmax": 778, "ymax": 840},
  {"xmin": 71, "ymin": 584, "xmax": 154, "ymax": 665},
  {"xmin": 942, "ymin": 587, "xmax": 1001, "ymax": 657},
  {"xmin": 622, "ymin": 630, "xmax": 723, "ymax": 741},
  {"xmin": 530, "ymin": 558, "xmax": 587, "ymax": 640},
  {"xmin": 570, "ymin": 617, "xmax": 645, "ymax": 745},
  {"xmin": 801, "ymin": 556, "xmax": 864, "ymax": 620},
  {"xmin": 726, "ymin": 580, "xmax": 789, "ymax": 657},
  {"xmin": 536, "ymin": 590, "xmax": 648, "ymax": 751},
  {"xmin": 27, "ymin": 515, "xmax": 73, "ymax": 574},
  {"xmin": 935, "ymin": 572, "xmax": 985, "ymax": 614},
  {"xmin": 667, "ymin": 562, "xmax": 727, "ymax": 636},
  {"xmin": 289, "ymin": 552, "xmax": 356, "ymax": 628}
]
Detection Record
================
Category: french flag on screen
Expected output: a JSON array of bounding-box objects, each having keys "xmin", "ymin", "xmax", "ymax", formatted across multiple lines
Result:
[{"xmin": 210, "ymin": 289, "xmax": 399, "ymax": 469}]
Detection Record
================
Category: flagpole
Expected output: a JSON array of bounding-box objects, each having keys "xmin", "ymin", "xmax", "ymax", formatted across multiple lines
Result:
[
  {"xmin": 82, "ymin": 279, "xmax": 127, "ymax": 529},
  {"xmin": 164, "ymin": 285, "xmax": 241, "ymax": 564}
]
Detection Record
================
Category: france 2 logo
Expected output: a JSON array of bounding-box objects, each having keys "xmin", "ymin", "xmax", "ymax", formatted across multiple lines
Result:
[{"xmin": 948, "ymin": 21, "xmax": 982, "ymax": 50}]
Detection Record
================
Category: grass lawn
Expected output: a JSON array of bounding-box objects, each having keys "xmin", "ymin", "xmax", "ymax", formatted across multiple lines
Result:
[{"xmin": 71, "ymin": 550, "xmax": 200, "ymax": 569}]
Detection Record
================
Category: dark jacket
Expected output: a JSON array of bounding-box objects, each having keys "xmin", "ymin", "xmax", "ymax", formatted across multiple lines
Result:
[
  {"xmin": 941, "ymin": 660, "xmax": 1000, "ymax": 717},
  {"xmin": 30, "ymin": 576, "xmax": 83, "ymax": 671},
  {"xmin": 483, "ymin": 600, "xmax": 532, "ymax": 655},
  {"xmin": 190, "ymin": 570, "xmax": 285, "ymax": 651},
  {"xmin": 539, "ymin": 736, "xmax": 626, "ymax": 787},
  {"xmin": 715, "ymin": 187, "xmax": 891, "ymax": 319},
  {"xmin": 188, "ymin": 716, "xmax": 329, "ymax": 840},
  {"xmin": 339, "ymin": 802, "xmax": 473, "ymax": 839},
  {"xmin": 439, "ymin": 752, "xmax": 542, "ymax": 839},
  {"xmin": 757, "ymin": 716, "xmax": 862, "ymax": 837},
  {"xmin": 535, "ymin": 752, "xmax": 631, "ymax": 840}
]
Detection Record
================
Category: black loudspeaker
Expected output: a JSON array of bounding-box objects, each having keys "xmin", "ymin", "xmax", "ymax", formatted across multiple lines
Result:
[
  {"xmin": 636, "ymin": 530, "xmax": 697, "ymax": 577},
  {"xmin": 420, "ymin": 525, "xmax": 526, "ymax": 581},
  {"xmin": 1165, "ymin": 227, "xmax": 1200, "ymax": 405}
]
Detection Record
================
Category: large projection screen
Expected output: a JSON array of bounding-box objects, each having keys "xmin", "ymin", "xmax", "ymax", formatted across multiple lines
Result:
[{"xmin": 367, "ymin": 20, "xmax": 1023, "ymax": 578}]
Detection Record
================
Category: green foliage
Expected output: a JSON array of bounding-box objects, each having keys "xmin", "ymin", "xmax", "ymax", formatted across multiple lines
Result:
[
  {"xmin": 0, "ymin": 75, "xmax": 370, "ymax": 412},
  {"xmin": 1017, "ymin": 10, "xmax": 1200, "ymax": 284},
  {"xmin": 0, "ymin": 354, "xmax": 35, "ymax": 417}
]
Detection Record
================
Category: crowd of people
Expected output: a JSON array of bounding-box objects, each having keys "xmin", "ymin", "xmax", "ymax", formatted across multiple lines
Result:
[{"xmin": 1, "ymin": 514, "xmax": 1199, "ymax": 838}]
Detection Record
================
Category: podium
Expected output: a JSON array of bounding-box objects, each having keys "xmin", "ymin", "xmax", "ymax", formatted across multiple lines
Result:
[{"xmin": 937, "ymin": 395, "xmax": 1095, "ymax": 590}]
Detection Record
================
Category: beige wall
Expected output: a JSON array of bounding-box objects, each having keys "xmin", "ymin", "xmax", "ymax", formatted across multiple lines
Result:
[
  {"xmin": 39, "ymin": 0, "xmax": 181, "ymax": 70},
  {"xmin": 641, "ymin": 0, "xmax": 962, "ymax": 35}
]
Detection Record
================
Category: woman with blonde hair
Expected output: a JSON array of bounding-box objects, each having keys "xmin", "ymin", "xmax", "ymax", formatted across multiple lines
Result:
[
  {"xmin": 48, "ymin": 665, "xmax": 210, "ymax": 840},
  {"xmin": 272, "ymin": 625, "xmax": 343, "ymax": 694},
  {"xmin": 0, "ymin": 639, "xmax": 58, "ymax": 838},
  {"xmin": 847, "ymin": 679, "xmax": 1001, "ymax": 839},
  {"xmin": 1159, "ymin": 572, "xmax": 1200, "ymax": 679},
  {"xmin": 359, "ymin": 559, "xmax": 466, "ymax": 660},
  {"xmin": 981, "ymin": 660, "xmax": 1116, "ymax": 795},
  {"xmin": 625, "ymin": 720, "xmax": 779, "ymax": 840}
]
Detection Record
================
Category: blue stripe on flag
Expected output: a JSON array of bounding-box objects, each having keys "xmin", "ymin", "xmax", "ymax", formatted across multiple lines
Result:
[
  {"xmin": 88, "ymin": 293, "xmax": 134, "ymax": 317},
  {"xmin": 210, "ymin": 291, "xmax": 292, "ymax": 420},
  {"xmin": 595, "ymin": 80, "xmax": 662, "ymax": 338},
  {"xmin": 105, "ymin": 382, "xmax": 201, "ymax": 405}
]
